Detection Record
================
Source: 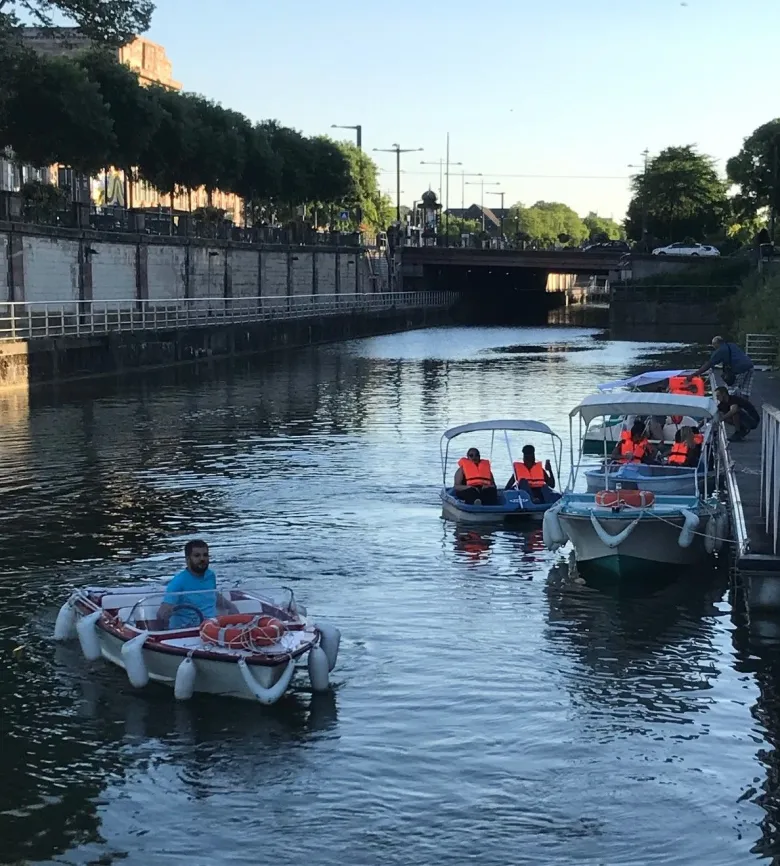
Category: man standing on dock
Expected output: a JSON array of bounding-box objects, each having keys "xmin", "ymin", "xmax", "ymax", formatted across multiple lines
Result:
[{"xmin": 689, "ymin": 336, "xmax": 754, "ymax": 396}]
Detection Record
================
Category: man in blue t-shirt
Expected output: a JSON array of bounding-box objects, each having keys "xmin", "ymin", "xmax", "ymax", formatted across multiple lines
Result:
[
  {"xmin": 690, "ymin": 335, "xmax": 754, "ymax": 396},
  {"xmin": 157, "ymin": 540, "xmax": 238, "ymax": 629}
]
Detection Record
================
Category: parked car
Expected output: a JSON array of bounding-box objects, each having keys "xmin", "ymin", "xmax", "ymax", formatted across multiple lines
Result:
[
  {"xmin": 583, "ymin": 240, "xmax": 630, "ymax": 252},
  {"xmin": 651, "ymin": 242, "xmax": 720, "ymax": 257}
]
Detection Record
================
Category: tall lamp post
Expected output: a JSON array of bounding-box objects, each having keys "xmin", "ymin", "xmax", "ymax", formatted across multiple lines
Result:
[
  {"xmin": 628, "ymin": 147, "xmax": 649, "ymax": 248},
  {"xmin": 466, "ymin": 177, "xmax": 500, "ymax": 232},
  {"xmin": 332, "ymin": 124, "xmax": 363, "ymax": 230},
  {"xmin": 486, "ymin": 190, "xmax": 506, "ymax": 239},
  {"xmin": 374, "ymin": 143, "xmax": 423, "ymax": 223}
]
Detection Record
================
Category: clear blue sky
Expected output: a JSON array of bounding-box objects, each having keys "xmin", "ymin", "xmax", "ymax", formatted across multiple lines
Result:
[{"xmin": 145, "ymin": 0, "xmax": 779, "ymax": 221}]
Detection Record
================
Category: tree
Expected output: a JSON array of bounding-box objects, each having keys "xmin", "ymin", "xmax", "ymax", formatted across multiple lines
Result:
[
  {"xmin": 136, "ymin": 84, "xmax": 195, "ymax": 201},
  {"xmin": 77, "ymin": 49, "xmax": 161, "ymax": 204},
  {"xmin": 331, "ymin": 140, "xmax": 391, "ymax": 231},
  {"xmin": 439, "ymin": 215, "xmax": 481, "ymax": 240},
  {"xmin": 507, "ymin": 201, "xmax": 587, "ymax": 246},
  {"xmin": 625, "ymin": 145, "xmax": 728, "ymax": 244},
  {"xmin": 583, "ymin": 211, "xmax": 624, "ymax": 242},
  {"xmin": 0, "ymin": 0, "xmax": 154, "ymax": 45},
  {"xmin": 3, "ymin": 49, "xmax": 115, "ymax": 174},
  {"xmin": 308, "ymin": 136, "xmax": 351, "ymax": 205},
  {"xmin": 727, "ymin": 119, "xmax": 780, "ymax": 222}
]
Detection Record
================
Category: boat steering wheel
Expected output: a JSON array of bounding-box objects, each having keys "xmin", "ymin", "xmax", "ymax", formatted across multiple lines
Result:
[{"xmin": 168, "ymin": 603, "xmax": 206, "ymax": 624}]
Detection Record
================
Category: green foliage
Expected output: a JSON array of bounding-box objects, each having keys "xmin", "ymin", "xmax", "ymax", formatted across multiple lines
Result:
[
  {"xmin": 330, "ymin": 140, "xmax": 392, "ymax": 231},
  {"xmin": 732, "ymin": 272, "xmax": 780, "ymax": 357},
  {"xmin": 135, "ymin": 84, "xmax": 193, "ymax": 196},
  {"xmin": 726, "ymin": 119, "xmax": 780, "ymax": 220},
  {"xmin": 506, "ymin": 201, "xmax": 588, "ymax": 245},
  {"xmin": 625, "ymin": 145, "xmax": 728, "ymax": 244},
  {"xmin": 439, "ymin": 215, "xmax": 481, "ymax": 239},
  {"xmin": 20, "ymin": 178, "xmax": 66, "ymax": 221},
  {"xmin": 0, "ymin": 0, "xmax": 154, "ymax": 45},
  {"xmin": 76, "ymin": 48, "xmax": 160, "ymax": 175},
  {"xmin": 583, "ymin": 211, "xmax": 624, "ymax": 241},
  {"xmin": 3, "ymin": 49, "xmax": 115, "ymax": 172}
]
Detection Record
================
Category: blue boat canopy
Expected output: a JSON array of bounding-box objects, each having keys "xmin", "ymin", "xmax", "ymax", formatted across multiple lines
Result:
[
  {"xmin": 596, "ymin": 369, "xmax": 689, "ymax": 392},
  {"xmin": 442, "ymin": 419, "xmax": 560, "ymax": 440}
]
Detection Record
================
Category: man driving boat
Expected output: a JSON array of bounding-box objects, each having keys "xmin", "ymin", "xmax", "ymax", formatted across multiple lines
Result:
[
  {"xmin": 157, "ymin": 540, "xmax": 238, "ymax": 629},
  {"xmin": 454, "ymin": 447, "xmax": 498, "ymax": 505},
  {"xmin": 505, "ymin": 444, "xmax": 558, "ymax": 503}
]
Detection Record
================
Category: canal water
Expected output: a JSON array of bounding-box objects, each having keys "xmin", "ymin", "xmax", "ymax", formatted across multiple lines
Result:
[{"xmin": 0, "ymin": 326, "xmax": 777, "ymax": 865}]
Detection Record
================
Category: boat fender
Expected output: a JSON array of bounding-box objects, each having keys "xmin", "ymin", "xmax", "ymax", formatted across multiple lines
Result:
[
  {"xmin": 308, "ymin": 646, "xmax": 330, "ymax": 692},
  {"xmin": 704, "ymin": 516, "xmax": 717, "ymax": 555},
  {"xmin": 678, "ymin": 509, "xmax": 700, "ymax": 549},
  {"xmin": 715, "ymin": 510, "xmax": 730, "ymax": 551},
  {"xmin": 121, "ymin": 631, "xmax": 150, "ymax": 688},
  {"xmin": 174, "ymin": 655, "xmax": 196, "ymax": 700},
  {"xmin": 54, "ymin": 597, "xmax": 77, "ymax": 641},
  {"xmin": 237, "ymin": 656, "xmax": 296, "ymax": 705},
  {"xmin": 543, "ymin": 504, "xmax": 567, "ymax": 550},
  {"xmin": 76, "ymin": 610, "xmax": 103, "ymax": 661},
  {"xmin": 589, "ymin": 512, "xmax": 640, "ymax": 549},
  {"xmin": 316, "ymin": 622, "xmax": 341, "ymax": 672}
]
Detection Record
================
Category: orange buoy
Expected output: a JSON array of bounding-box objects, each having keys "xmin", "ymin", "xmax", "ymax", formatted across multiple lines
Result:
[
  {"xmin": 200, "ymin": 614, "xmax": 285, "ymax": 650},
  {"xmin": 595, "ymin": 489, "xmax": 655, "ymax": 508}
]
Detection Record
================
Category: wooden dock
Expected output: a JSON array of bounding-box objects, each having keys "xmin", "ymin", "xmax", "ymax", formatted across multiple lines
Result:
[{"xmin": 725, "ymin": 371, "xmax": 780, "ymax": 615}]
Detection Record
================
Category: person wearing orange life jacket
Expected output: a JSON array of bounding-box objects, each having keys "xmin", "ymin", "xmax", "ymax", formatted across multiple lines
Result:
[
  {"xmin": 454, "ymin": 447, "xmax": 498, "ymax": 505},
  {"xmin": 505, "ymin": 444, "xmax": 560, "ymax": 504},
  {"xmin": 610, "ymin": 420, "xmax": 656, "ymax": 465},
  {"xmin": 667, "ymin": 426, "xmax": 700, "ymax": 468}
]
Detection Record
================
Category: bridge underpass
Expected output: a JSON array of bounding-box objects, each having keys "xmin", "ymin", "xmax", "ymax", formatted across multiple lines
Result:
[{"xmin": 398, "ymin": 247, "xmax": 621, "ymax": 324}]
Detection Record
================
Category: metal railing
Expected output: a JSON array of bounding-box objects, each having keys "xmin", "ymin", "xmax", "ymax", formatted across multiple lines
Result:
[
  {"xmin": 0, "ymin": 292, "xmax": 454, "ymax": 341},
  {"xmin": 746, "ymin": 333, "xmax": 778, "ymax": 370},
  {"xmin": 761, "ymin": 403, "xmax": 780, "ymax": 554}
]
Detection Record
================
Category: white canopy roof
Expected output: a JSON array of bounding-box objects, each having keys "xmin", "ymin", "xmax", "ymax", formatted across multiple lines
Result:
[
  {"xmin": 570, "ymin": 392, "xmax": 717, "ymax": 425},
  {"xmin": 596, "ymin": 369, "xmax": 691, "ymax": 392},
  {"xmin": 442, "ymin": 419, "xmax": 560, "ymax": 440}
]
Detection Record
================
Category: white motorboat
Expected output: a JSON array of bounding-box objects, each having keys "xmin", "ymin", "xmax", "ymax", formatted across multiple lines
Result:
[
  {"xmin": 582, "ymin": 368, "xmax": 699, "ymax": 456},
  {"xmin": 54, "ymin": 584, "xmax": 341, "ymax": 705},
  {"xmin": 440, "ymin": 419, "xmax": 563, "ymax": 523},
  {"xmin": 544, "ymin": 391, "xmax": 729, "ymax": 575}
]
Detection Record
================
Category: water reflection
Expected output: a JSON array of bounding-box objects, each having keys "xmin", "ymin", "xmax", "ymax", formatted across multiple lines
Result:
[{"xmin": 0, "ymin": 326, "xmax": 770, "ymax": 865}]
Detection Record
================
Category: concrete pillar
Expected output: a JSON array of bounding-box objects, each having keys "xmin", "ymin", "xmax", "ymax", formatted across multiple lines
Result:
[
  {"xmin": 79, "ymin": 239, "xmax": 93, "ymax": 301},
  {"xmin": 136, "ymin": 242, "xmax": 148, "ymax": 300},
  {"xmin": 257, "ymin": 249, "xmax": 263, "ymax": 312},
  {"xmin": 312, "ymin": 250, "xmax": 318, "ymax": 294},
  {"xmin": 8, "ymin": 232, "xmax": 24, "ymax": 302},
  {"xmin": 286, "ymin": 250, "xmax": 293, "ymax": 296},
  {"xmin": 335, "ymin": 253, "xmax": 341, "ymax": 295},
  {"xmin": 224, "ymin": 248, "xmax": 232, "ymax": 299},
  {"xmin": 184, "ymin": 244, "xmax": 191, "ymax": 299}
]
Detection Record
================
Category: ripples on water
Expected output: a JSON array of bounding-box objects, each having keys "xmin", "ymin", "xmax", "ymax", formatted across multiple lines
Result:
[{"xmin": 0, "ymin": 326, "xmax": 777, "ymax": 865}]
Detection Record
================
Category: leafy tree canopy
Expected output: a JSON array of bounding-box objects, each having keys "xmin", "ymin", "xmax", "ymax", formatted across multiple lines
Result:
[
  {"xmin": 506, "ymin": 201, "xmax": 588, "ymax": 245},
  {"xmin": 625, "ymin": 145, "xmax": 728, "ymax": 244},
  {"xmin": 583, "ymin": 211, "xmax": 624, "ymax": 242},
  {"xmin": 726, "ymin": 119, "xmax": 780, "ymax": 220},
  {"xmin": 0, "ymin": 0, "xmax": 154, "ymax": 45}
]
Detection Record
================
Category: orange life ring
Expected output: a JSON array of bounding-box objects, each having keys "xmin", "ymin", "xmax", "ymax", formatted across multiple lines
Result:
[
  {"xmin": 595, "ymin": 489, "xmax": 655, "ymax": 508},
  {"xmin": 200, "ymin": 614, "xmax": 285, "ymax": 649}
]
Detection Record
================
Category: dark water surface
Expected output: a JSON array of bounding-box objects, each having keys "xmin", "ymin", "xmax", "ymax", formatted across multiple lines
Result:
[{"xmin": 1, "ymin": 326, "xmax": 778, "ymax": 865}]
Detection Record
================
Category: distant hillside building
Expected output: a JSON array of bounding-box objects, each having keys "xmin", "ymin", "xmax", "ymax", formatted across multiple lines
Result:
[{"xmin": 2, "ymin": 29, "xmax": 241, "ymax": 222}]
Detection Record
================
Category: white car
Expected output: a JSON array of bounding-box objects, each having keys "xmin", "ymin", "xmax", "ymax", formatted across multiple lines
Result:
[{"xmin": 652, "ymin": 242, "xmax": 720, "ymax": 257}]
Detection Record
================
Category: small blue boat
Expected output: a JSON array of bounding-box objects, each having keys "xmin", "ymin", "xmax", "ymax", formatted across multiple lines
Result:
[{"xmin": 439, "ymin": 420, "xmax": 563, "ymax": 524}]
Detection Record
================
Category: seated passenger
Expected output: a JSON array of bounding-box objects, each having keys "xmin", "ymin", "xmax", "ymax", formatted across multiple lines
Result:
[
  {"xmin": 611, "ymin": 420, "xmax": 656, "ymax": 465},
  {"xmin": 505, "ymin": 444, "xmax": 558, "ymax": 504},
  {"xmin": 667, "ymin": 426, "xmax": 700, "ymax": 468},
  {"xmin": 157, "ymin": 539, "xmax": 238, "ymax": 629},
  {"xmin": 454, "ymin": 448, "xmax": 498, "ymax": 505}
]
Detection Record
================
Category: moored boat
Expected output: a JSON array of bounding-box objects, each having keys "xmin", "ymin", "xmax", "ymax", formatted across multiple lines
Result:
[
  {"xmin": 54, "ymin": 584, "xmax": 340, "ymax": 705},
  {"xmin": 544, "ymin": 391, "xmax": 729, "ymax": 575},
  {"xmin": 440, "ymin": 419, "xmax": 563, "ymax": 523}
]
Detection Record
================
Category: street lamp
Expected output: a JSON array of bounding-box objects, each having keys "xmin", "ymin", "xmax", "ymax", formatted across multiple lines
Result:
[
  {"xmin": 628, "ymin": 148, "xmax": 649, "ymax": 247},
  {"xmin": 374, "ymin": 144, "xmax": 423, "ymax": 223},
  {"xmin": 466, "ymin": 178, "xmax": 500, "ymax": 231},
  {"xmin": 486, "ymin": 189, "xmax": 506, "ymax": 238},
  {"xmin": 331, "ymin": 124, "xmax": 362, "ymax": 150}
]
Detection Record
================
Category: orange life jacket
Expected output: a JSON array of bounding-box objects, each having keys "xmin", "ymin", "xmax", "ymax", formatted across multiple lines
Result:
[
  {"xmin": 669, "ymin": 375, "xmax": 705, "ymax": 397},
  {"xmin": 458, "ymin": 457, "xmax": 493, "ymax": 487},
  {"xmin": 617, "ymin": 430, "xmax": 648, "ymax": 463},
  {"xmin": 693, "ymin": 432, "xmax": 704, "ymax": 446},
  {"xmin": 668, "ymin": 442, "xmax": 689, "ymax": 465},
  {"xmin": 513, "ymin": 460, "xmax": 546, "ymax": 488}
]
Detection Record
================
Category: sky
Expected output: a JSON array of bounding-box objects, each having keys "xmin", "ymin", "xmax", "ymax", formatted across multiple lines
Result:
[{"xmin": 143, "ymin": 0, "xmax": 780, "ymax": 222}]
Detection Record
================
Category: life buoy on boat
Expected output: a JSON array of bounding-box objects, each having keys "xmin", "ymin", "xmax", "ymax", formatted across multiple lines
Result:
[
  {"xmin": 200, "ymin": 614, "xmax": 285, "ymax": 650},
  {"xmin": 595, "ymin": 489, "xmax": 655, "ymax": 508}
]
